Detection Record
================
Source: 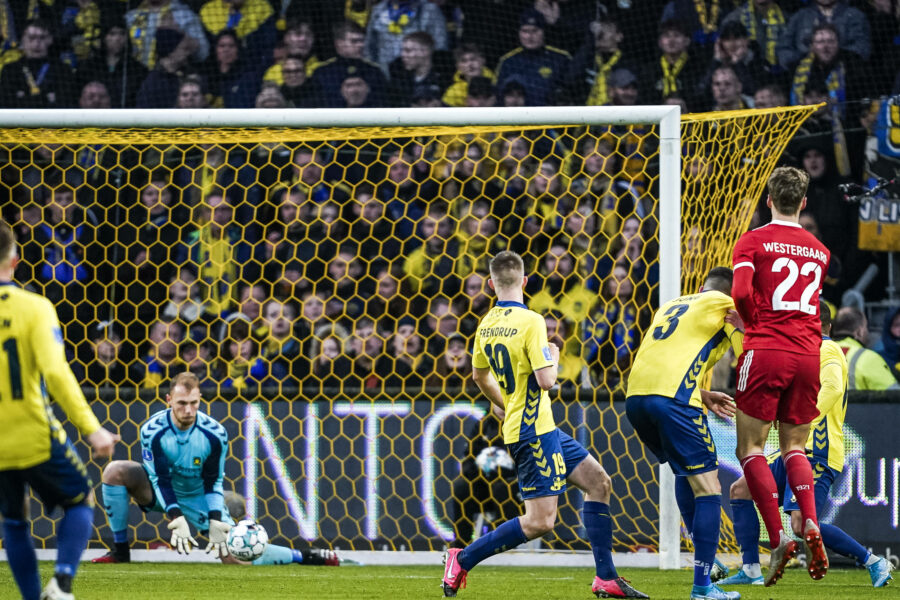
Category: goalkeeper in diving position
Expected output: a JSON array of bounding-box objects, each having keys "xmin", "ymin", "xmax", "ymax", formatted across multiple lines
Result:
[
  {"xmin": 442, "ymin": 251, "xmax": 648, "ymax": 599},
  {"xmin": 719, "ymin": 301, "xmax": 893, "ymax": 588},
  {"xmin": 93, "ymin": 371, "xmax": 338, "ymax": 566},
  {"xmin": 625, "ymin": 267, "xmax": 744, "ymax": 600}
]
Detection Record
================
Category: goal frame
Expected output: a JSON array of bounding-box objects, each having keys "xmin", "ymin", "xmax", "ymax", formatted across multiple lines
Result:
[{"xmin": 0, "ymin": 106, "xmax": 683, "ymax": 569}]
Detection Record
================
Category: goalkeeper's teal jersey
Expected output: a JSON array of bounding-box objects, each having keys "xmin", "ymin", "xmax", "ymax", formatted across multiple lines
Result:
[{"xmin": 140, "ymin": 409, "xmax": 228, "ymax": 518}]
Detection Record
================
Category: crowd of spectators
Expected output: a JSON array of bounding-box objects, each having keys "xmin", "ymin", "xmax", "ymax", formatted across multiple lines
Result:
[{"xmin": 1, "ymin": 0, "xmax": 899, "ymax": 393}]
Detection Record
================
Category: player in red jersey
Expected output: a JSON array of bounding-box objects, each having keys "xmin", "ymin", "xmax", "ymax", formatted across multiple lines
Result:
[{"xmin": 731, "ymin": 167, "xmax": 830, "ymax": 586}]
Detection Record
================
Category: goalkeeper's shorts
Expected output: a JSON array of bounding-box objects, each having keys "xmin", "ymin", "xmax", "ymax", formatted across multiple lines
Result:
[{"xmin": 140, "ymin": 493, "xmax": 235, "ymax": 533}]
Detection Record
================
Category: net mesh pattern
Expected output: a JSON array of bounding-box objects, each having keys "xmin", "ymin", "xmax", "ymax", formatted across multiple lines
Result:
[{"xmin": 1, "ymin": 105, "xmax": 817, "ymax": 553}]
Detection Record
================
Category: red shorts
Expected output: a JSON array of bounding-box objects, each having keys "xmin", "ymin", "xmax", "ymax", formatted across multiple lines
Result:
[{"xmin": 735, "ymin": 349, "xmax": 820, "ymax": 425}]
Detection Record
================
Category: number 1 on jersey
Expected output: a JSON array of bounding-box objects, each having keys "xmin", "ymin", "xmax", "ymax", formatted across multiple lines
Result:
[
  {"xmin": 484, "ymin": 343, "xmax": 515, "ymax": 394},
  {"xmin": 2, "ymin": 338, "xmax": 22, "ymax": 400}
]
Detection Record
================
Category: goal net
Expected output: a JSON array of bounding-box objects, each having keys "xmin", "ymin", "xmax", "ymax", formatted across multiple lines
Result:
[{"xmin": 0, "ymin": 105, "xmax": 816, "ymax": 561}]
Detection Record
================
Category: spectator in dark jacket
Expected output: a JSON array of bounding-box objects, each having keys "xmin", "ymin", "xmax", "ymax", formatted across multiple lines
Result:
[
  {"xmin": 136, "ymin": 26, "xmax": 204, "ymax": 108},
  {"xmin": 565, "ymin": 17, "xmax": 638, "ymax": 106},
  {"xmin": 78, "ymin": 23, "xmax": 148, "ymax": 108},
  {"xmin": 308, "ymin": 20, "xmax": 388, "ymax": 108},
  {"xmin": 203, "ymin": 29, "xmax": 261, "ymax": 107},
  {"xmin": 642, "ymin": 19, "xmax": 706, "ymax": 107},
  {"xmin": 388, "ymin": 31, "xmax": 449, "ymax": 106},
  {"xmin": 776, "ymin": 0, "xmax": 871, "ymax": 69},
  {"xmin": 199, "ymin": 0, "xmax": 277, "ymax": 66},
  {"xmin": 661, "ymin": 0, "xmax": 724, "ymax": 55},
  {"xmin": 874, "ymin": 306, "xmax": 900, "ymax": 380},
  {"xmin": 280, "ymin": 56, "xmax": 315, "ymax": 107},
  {"xmin": 0, "ymin": 20, "xmax": 74, "ymax": 108},
  {"xmin": 722, "ymin": 0, "xmax": 790, "ymax": 81},
  {"xmin": 700, "ymin": 21, "xmax": 769, "ymax": 103},
  {"xmin": 495, "ymin": 9, "xmax": 571, "ymax": 107}
]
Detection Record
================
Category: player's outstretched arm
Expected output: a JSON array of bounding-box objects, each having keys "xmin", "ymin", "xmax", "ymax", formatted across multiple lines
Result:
[
  {"xmin": 32, "ymin": 297, "xmax": 106, "ymax": 437},
  {"xmin": 700, "ymin": 389, "xmax": 737, "ymax": 420},
  {"xmin": 87, "ymin": 428, "xmax": 121, "ymax": 458}
]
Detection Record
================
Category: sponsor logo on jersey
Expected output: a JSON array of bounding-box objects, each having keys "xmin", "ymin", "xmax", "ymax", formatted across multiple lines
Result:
[
  {"xmin": 142, "ymin": 448, "xmax": 153, "ymax": 462},
  {"xmin": 542, "ymin": 346, "xmax": 552, "ymax": 361}
]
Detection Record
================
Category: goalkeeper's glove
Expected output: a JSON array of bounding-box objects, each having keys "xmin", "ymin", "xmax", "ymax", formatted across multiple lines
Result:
[
  {"xmin": 205, "ymin": 519, "xmax": 232, "ymax": 559},
  {"xmin": 167, "ymin": 516, "xmax": 199, "ymax": 555}
]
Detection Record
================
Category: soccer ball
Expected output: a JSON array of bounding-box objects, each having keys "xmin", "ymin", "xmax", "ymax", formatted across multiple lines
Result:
[
  {"xmin": 475, "ymin": 446, "xmax": 514, "ymax": 474},
  {"xmin": 226, "ymin": 519, "xmax": 268, "ymax": 561}
]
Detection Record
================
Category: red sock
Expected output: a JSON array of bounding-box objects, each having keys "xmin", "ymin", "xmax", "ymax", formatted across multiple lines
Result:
[
  {"xmin": 740, "ymin": 454, "xmax": 784, "ymax": 548},
  {"xmin": 784, "ymin": 450, "xmax": 818, "ymax": 528}
]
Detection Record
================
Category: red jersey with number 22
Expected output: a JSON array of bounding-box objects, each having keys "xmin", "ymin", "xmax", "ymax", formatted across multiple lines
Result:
[{"xmin": 732, "ymin": 220, "xmax": 829, "ymax": 355}]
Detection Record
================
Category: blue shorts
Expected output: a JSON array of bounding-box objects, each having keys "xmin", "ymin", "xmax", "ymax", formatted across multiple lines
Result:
[
  {"xmin": 625, "ymin": 395, "xmax": 718, "ymax": 476},
  {"xmin": 507, "ymin": 429, "xmax": 589, "ymax": 500},
  {"xmin": 768, "ymin": 453, "xmax": 837, "ymax": 513},
  {"xmin": 139, "ymin": 467, "xmax": 233, "ymax": 533},
  {"xmin": 0, "ymin": 436, "xmax": 93, "ymax": 520}
]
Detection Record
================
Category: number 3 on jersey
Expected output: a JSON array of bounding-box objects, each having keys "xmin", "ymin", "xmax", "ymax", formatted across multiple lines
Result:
[
  {"xmin": 484, "ymin": 343, "xmax": 515, "ymax": 394},
  {"xmin": 653, "ymin": 303, "xmax": 689, "ymax": 340},
  {"xmin": 771, "ymin": 257, "xmax": 822, "ymax": 314}
]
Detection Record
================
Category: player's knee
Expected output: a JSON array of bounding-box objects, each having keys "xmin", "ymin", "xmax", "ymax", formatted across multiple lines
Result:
[
  {"xmin": 730, "ymin": 478, "xmax": 750, "ymax": 500},
  {"xmin": 533, "ymin": 513, "xmax": 556, "ymax": 536},
  {"xmin": 101, "ymin": 460, "xmax": 126, "ymax": 485},
  {"xmin": 593, "ymin": 469, "xmax": 611, "ymax": 497}
]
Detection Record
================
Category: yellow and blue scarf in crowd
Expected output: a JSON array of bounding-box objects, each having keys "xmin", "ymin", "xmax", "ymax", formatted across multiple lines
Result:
[
  {"xmin": 587, "ymin": 50, "xmax": 622, "ymax": 106},
  {"xmin": 660, "ymin": 52, "xmax": 688, "ymax": 97},
  {"xmin": 792, "ymin": 53, "xmax": 852, "ymax": 175},
  {"xmin": 387, "ymin": 1, "xmax": 417, "ymax": 34},
  {"xmin": 738, "ymin": 1, "xmax": 784, "ymax": 69}
]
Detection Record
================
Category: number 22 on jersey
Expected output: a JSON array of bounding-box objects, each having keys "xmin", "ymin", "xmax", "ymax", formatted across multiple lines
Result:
[{"xmin": 771, "ymin": 257, "xmax": 821, "ymax": 314}]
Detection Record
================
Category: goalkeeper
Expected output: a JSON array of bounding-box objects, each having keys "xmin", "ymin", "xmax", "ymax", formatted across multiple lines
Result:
[{"xmin": 93, "ymin": 372, "xmax": 337, "ymax": 566}]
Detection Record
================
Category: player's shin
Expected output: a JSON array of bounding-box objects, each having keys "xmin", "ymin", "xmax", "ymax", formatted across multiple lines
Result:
[
  {"xmin": 2, "ymin": 518, "xmax": 41, "ymax": 600},
  {"xmin": 583, "ymin": 501, "xmax": 617, "ymax": 580},
  {"xmin": 739, "ymin": 454, "xmax": 783, "ymax": 547},
  {"xmin": 819, "ymin": 523, "xmax": 869, "ymax": 563},
  {"xmin": 691, "ymin": 495, "xmax": 721, "ymax": 588},
  {"xmin": 100, "ymin": 483, "xmax": 131, "ymax": 546},
  {"xmin": 457, "ymin": 516, "xmax": 528, "ymax": 572},
  {"xmin": 675, "ymin": 477, "xmax": 696, "ymax": 537},
  {"xmin": 55, "ymin": 503, "xmax": 93, "ymax": 590},
  {"xmin": 783, "ymin": 451, "xmax": 817, "ymax": 527},
  {"xmin": 729, "ymin": 499, "xmax": 760, "ymax": 567}
]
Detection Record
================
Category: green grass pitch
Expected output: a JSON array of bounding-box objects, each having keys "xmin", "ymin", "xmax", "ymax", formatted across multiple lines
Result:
[{"xmin": 0, "ymin": 564, "xmax": 891, "ymax": 600}]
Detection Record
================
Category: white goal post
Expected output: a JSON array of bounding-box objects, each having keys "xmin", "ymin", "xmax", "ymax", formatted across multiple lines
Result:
[{"xmin": 0, "ymin": 105, "xmax": 682, "ymax": 569}]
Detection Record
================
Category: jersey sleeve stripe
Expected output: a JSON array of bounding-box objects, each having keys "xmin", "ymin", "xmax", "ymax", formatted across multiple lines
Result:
[{"xmin": 733, "ymin": 261, "xmax": 755, "ymax": 271}]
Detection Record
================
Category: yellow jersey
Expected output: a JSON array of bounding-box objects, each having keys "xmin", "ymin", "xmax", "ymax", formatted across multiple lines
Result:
[
  {"xmin": 808, "ymin": 338, "xmax": 848, "ymax": 471},
  {"xmin": 626, "ymin": 290, "xmax": 744, "ymax": 408},
  {"xmin": 472, "ymin": 300, "xmax": 556, "ymax": 444},
  {"xmin": 0, "ymin": 283, "xmax": 101, "ymax": 470}
]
